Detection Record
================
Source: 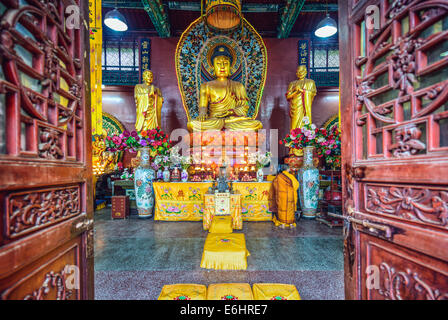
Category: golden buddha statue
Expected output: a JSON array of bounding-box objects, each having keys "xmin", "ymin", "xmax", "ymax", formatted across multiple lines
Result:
[
  {"xmin": 286, "ymin": 65, "xmax": 317, "ymax": 131},
  {"xmin": 135, "ymin": 70, "xmax": 164, "ymax": 131},
  {"xmin": 286, "ymin": 65, "xmax": 317, "ymax": 156},
  {"xmin": 187, "ymin": 46, "xmax": 262, "ymax": 132}
]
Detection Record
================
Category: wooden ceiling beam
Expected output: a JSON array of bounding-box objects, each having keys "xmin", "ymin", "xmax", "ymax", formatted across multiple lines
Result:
[
  {"xmin": 277, "ymin": 0, "xmax": 306, "ymax": 39},
  {"xmin": 140, "ymin": 0, "xmax": 171, "ymax": 37}
]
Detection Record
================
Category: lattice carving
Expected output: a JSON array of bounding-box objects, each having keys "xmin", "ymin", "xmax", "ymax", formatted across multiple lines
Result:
[
  {"xmin": 0, "ymin": 0, "xmax": 84, "ymax": 160},
  {"xmin": 354, "ymin": 0, "xmax": 448, "ymax": 160}
]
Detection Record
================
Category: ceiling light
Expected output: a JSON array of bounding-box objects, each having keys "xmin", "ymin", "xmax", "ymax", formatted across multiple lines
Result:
[
  {"xmin": 315, "ymin": 14, "xmax": 337, "ymax": 38},
  {"xmin": 104, "ymin": 9, "xmax": 128, "ymax": 32}
]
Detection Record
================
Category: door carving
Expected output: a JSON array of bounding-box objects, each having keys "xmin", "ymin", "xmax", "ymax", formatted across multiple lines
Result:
[
  {"xmin": 0, "ymin": 0, "xmax": 93, "ymax": 299},
  {"xmin": 340, "ymin": 0, "xmax": 448, "ymax": 299}
]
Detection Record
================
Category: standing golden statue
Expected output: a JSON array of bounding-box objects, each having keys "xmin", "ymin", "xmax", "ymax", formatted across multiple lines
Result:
[
  {"xmin": 286, "ymin": 65, "xmax": 317, "ymax": 131},
  {"xmin": 286, "ymin": 65, "xmax": 317, "ymax": 156},
  {"xmin": 187, "ymin": 46, "xmax": 262, "ymax": 132},
  {"xmin": 135, "ymin": 70, "xmax": 164, "ymax": 131}
]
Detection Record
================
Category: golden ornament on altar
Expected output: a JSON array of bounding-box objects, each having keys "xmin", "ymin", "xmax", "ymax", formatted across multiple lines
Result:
[
  {"xmin": 286, "ymin": 65, "xmax": 317, "ymax": 156},
  {"xmin": 135, "ymin": 70, "xmax": 164, "ymax": 131},
  {"xmin": 187, "ymin": 45, "xmax": 262, "ymax": 132}
]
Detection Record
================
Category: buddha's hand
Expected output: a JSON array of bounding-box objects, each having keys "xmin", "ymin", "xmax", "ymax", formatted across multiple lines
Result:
[{"xmin": 197, "ymin": 109, "xmax": 207, "ymax": 121}]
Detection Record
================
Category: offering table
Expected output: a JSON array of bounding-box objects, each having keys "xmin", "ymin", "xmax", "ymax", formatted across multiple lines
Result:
[{"xmin": 153, "ymin": 182, "xmax": 272, "ymax": 222}]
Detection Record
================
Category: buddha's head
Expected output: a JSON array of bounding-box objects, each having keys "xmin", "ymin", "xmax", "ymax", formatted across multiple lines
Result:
[
  {"xmin": 296, "ymin": 65, "xmax": 307, "ymax": 80},
  {"xmin": 211, "ymin": 45, "xmax": 233, "ymax": 79},
  {"xmin": 142, "ymin": 70, "xmax": 153, "ymax": 85},
  {"xmin": 213, "ymin": 55, "xmax": 231, "ymax": 78}
]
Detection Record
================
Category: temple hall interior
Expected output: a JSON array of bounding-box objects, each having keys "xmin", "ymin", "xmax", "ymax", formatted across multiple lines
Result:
[{"xmin": 0, "ymin": 0, "xmax": 447, "ymax": 301}]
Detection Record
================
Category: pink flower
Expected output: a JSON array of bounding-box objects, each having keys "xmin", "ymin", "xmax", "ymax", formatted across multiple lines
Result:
[{"xmin": 326, "ymin": 150, "xmax": 331, "ymax": 155}]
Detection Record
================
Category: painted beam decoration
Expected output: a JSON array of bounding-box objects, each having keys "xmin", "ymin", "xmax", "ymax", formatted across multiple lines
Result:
[
  {"xmin": 298, "ymin": 39, "xmax": 310, "ymax": 75},
  {"xmin": 139, "ymin": 38, "xmax": 151, "ymax": 82},
  {"xmin": 277, "ymin": 0, "xmax": 306, "ymax": 39},
  {"xmin": 141, "ymin": 0, "xmax": 171, "ymax": 38}
]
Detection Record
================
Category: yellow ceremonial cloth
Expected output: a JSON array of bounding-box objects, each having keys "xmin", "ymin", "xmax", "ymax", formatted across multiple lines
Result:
[
  {"xmin": 209, "ymin": 215, "xmax": 233, "ymax": 234},
  {"xmin": 153, "ymin": 182, "xmax": 272, "ymax": 221},
  {"xmin": 158, "ymin": 284, "xmax": 207, "ymax": 300},
  {"xmin": 252, "ymin": 283, "xmax": 301, "ymax": 300},
  {"xmin": 200, "ymin": 233, "xmax": 250, "ymax": 270},
  {"xmin": 207, "ymin": 283, "xmax": 254, "ymax": 300}
]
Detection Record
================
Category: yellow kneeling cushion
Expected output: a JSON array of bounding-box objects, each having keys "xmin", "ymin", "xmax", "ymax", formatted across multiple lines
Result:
[
  {"xmin": 200, "ymin": 233, "xmax": 250, "ymax": 270},
  {"xmin": 209, "ymin": 215, "xmax": 233, "ymax": 233},
  {"xmin": 207, "ymin": 283, "xmax": 254, "ymax": 300},
  {"xmin": 252, "ymin": 283, "xmax": 301, "ymax": 300},
  {"xmin": 158, "ymin": 284, "xmax": 207, "ymax": 300}
]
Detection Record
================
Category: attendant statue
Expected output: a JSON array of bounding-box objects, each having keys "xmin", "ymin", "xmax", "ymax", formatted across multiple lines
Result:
[
  {"xmin": 187, "ymin": 45, "xmax": 262, "ymax": 132},
  {"xmin": 286, "ymin": 65, "xmax": 317, "ymax": 156},
  {"xmin": 135, "ymin": 70, "xmax": 164, "ymax": 131},
  {"xmin": 286, "ymin": 65, "xmax": 317, "ymax": 131}
]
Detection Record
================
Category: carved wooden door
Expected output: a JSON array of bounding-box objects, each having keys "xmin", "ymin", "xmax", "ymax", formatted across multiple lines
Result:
[
  {"xmin": 340, "ymin": 0, "xmax": 448, "ymax": 299},
  {"xmin": 0, "ymin": 0, "xmax": 93, "ymax": 299}
]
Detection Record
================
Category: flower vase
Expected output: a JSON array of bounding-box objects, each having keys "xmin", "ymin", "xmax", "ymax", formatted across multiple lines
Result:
[
  {"xmin": 157, "ymin": 168, "xmax": 163, "ymax": 181},
  {"xmin": 256, "ymin": 167, "xmax": 264, "ymax": 182},
  {"xmin": 163, "ymin": 167, "xmax": 170, "ymax": 182},
  {"xmin": 134, "ymin": 147, "xmax": 155, "ymax": 219},
  {"xmin": 181, "ymin": 168, "xmax": 189, "ymax": 182},
  {"xmin": 171, "ymin": 166, "xmax": 180, "ymax": 182},
  {"xmin": 297, "ymin": 146, "xmax": 319, "ymax": 219}
]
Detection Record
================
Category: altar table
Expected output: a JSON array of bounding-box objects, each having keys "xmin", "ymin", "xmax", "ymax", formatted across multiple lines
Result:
[{"xmin": 153, "ymin": 182, "xmax": 272, "ymax": 221}]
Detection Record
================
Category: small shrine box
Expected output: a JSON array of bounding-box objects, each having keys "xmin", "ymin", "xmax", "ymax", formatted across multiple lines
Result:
[{"xmin": 111, "ymin": 196, "xmax": 129, "ymax": 219}]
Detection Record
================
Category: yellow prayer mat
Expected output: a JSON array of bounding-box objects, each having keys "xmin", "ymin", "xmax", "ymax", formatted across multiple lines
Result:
[
  {"xmin": 158, "ymin": 284, "xmax": 207, "ymax": 300},
  {"xmin": 200, "ymin": 233, "xmax": 250, "ymax": 270},
  {"xmin": 252, "ymin": 283, "xmax": 301, "ymax": 300},
  {"xmin": 207, "ymin": 283, "xmax": 254, "ymax": 300},
  {"xmin": 272, "ymin": 216, "xmax": 297, "ymax": 228},
  {"xmin": 209, "ymin": 215, "xmax": 233, "ymax": 234}
]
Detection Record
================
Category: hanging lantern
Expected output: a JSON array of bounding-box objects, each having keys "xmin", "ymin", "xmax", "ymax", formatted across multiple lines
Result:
[{"xmin": 205, "ymin": 0, "xmax": 242, "ymax": 31}]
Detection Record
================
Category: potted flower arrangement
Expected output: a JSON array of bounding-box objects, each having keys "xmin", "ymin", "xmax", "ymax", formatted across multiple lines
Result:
[
  {"xmin": 248, "ymin": 151, "xmax": 272, "ymax": 182},
  {"xmin": 169, "ymin": 146, "xmax": 183, "ymax": 182},
  {"xmin": 315, "ymin": 125, "xmax": 341, "ymax": 169},
  {"xmin": 154, "ymin": 154, "xmax": 171, "ymax": 182},
  {"xmin": 280, "ymin": 116, "xmax": 323, "ymax": 219},
  {"xmin": 180, "ymin": 155, "xmax": 192, "ymax": 182},
  {"xmin": 104, "ymin": 127, "xmax": 172, "ymax": 218}
]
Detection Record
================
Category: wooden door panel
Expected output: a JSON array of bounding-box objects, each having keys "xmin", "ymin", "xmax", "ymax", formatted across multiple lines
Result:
[
  {"xmin": 0, "ymin": 237, "xmax": 83, "ymax": 300},
  {"xmin": 0, "ymin": 0, "xmax": 93, "ymax": 299},
  {"xmin": 360, "ymin": 233, "xmax": 448, "ymax": 300},
  {"xmin": 340, "ymin": 0, "xmax": 448, "ymax": 299}
]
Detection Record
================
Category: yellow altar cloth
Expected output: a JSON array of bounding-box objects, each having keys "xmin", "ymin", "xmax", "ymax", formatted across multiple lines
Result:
[
  {"xmin": 153, "ymin": 182, "xmax": 272, "ymax": 221},
  {"xmin": 207, "ymin": 283, "xmax": 254, "ymax": 300},
  {"xmin": 158, "ymin": 284, "xmax": 207, "ymax": 300},
  {"xmin": 209, "ymin": 216, "xmax": 233, "ymax": 234},
  {"xmin": 252, "ymin": 283, "xmax": 301, "ymax": 300},
  {"xmin": 200, "ymin": 233, "xmax": 250, "ymax": 270}
]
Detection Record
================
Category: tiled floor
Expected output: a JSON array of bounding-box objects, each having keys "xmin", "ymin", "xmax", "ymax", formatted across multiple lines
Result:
[{"xmin": 94, "ymin": 209, "xmax": 344, "ymax": 300}]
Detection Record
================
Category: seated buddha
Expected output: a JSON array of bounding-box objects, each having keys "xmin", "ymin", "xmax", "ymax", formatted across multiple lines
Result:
[{"xmin": 187, "ymin": 46, "xmax": 263, "ymax": 132}]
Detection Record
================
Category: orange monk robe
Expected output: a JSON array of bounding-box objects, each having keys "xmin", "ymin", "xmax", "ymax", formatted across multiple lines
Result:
[{"xmin": 269, "ymin": 171, "xmax": 299, "ymax": 228}]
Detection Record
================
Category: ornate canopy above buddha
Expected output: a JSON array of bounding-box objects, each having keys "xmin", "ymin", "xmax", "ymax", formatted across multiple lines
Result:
[{"xmin": 175, "ymin": 17, "xmax": 267, "ymax": 128}]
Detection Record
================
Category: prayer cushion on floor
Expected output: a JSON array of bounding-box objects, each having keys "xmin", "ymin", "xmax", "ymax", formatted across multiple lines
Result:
[
  {"xmin": 207, "ymin": 283, "xmax": 254, "ymax": 300},
  {"xmin": 252, "ymin": 283, "xmax": 301, "ymax": 300},
  {"xmin": 200, "ymin": 233, "xmax": 250, "ymax": 270},
  {"xmin": 158, "ymin": 284, "xmax": 207, "ymax": 300},
  {"xmin": 209, "ymin": 215, "xmax": 233, "ymax": 234}
]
